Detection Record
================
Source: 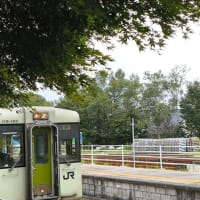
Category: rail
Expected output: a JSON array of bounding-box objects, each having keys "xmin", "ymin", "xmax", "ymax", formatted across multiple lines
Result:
[{"xmin": 81, "ymin": 144, "xmax": 200, "ymax": 171}]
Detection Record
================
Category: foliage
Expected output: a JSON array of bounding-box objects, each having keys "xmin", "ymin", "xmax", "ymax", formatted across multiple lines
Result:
[
  {"xmin": 167, "ymin": 65, "xmax": 188, "ymax": 108},
  {"xmin": 0, "ymin": 66, "xmax": 30, "ymax": 107},
  {"xmin": 27, "ymin": 93, "xmax": 53, "ymax": 106},
  {"xmin": 56, "ymin": 66, "xmax": 187, "ymax": 144},
  {"xmin": 180, "ymin": 81, "xmax": 200, "ymax": 137},
  {"xmin": 141, "ymin": 71, "xmax": 170, "ymax": 136},
  {"xmin": 169, "ymin": 122, "xmax": 186, "ymax": 138},
  {"xmin": 1, "ymin": 0, "xmax": 200, "ymax": 107}
]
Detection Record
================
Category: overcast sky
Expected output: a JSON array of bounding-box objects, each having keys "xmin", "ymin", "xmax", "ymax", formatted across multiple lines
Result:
[
  {"xmin": 106, "ymin": 25, "xmax": 200, "ymax": 81},
  {"xmin": 38, "ymin": 23, "xmax": 200, "ymax": 101}
]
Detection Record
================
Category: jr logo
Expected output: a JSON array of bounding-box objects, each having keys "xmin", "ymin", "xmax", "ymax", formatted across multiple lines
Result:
[{"xmin": 63, "ymin": 171, "xmax": 75, "ymax": 180}]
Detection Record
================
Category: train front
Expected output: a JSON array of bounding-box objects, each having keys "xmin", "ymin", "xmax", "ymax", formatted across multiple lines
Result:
[{"xmin": 26, "ymin": 107, "xmax": 82, "ymax": 200}]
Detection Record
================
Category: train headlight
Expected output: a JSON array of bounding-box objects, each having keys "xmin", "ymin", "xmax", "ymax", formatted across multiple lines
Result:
[{"xmin": 33, "ymin": 112, "xmax": 49, "ymax": 120}]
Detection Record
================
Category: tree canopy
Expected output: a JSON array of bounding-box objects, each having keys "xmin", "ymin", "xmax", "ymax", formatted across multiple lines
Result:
[
  {"xmin": 27, "ymin": 92, "xmax": 53, "ymax": 106},
  {"xmin": 1, "ymin": 0, "xmax": 200, "ymax": 107},
  {"xmin": 57, "ymin": 66, "xmax": 187, "ymax": 144},
  {"xmin": 180, "ymin": 81, "xmax": 200, "ymax": 137}
]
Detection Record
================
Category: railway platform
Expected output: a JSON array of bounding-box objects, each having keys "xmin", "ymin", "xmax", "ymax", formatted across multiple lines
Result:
[{"xmin": 82, "ymin": 164, "xmax": 200, "ymax": 200}]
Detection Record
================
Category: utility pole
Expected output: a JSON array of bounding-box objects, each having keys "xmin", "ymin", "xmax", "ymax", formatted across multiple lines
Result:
[{"xmin": 132, "ymin": 117, "xmax": 135, "ymax": 168}]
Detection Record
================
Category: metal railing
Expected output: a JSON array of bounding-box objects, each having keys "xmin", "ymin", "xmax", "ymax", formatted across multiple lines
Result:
[{"xmin": 81, "ymin": 144, "xmax": 200, "ymax": 171}]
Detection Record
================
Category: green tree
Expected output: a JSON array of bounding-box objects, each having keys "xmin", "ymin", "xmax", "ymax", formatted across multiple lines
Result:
[
  {"xmin": 141, "ymin": 71, "xmax": 171, "ymax": 137},
  {"xmin": 1, "ymin": 1, "xmax": 200, "ymax": 107},
  {"xmin": 27, "ymin": 93, "xmax": 53, "ymax": 106},
  {"xmin": 107, "ymin": 69, "xmax": 128, "ymax": 106},
  {"xmin": 180, "ymin": 81, "xmax": 200, "ymax": 137},
  {"xmin": 139, "ymin": 68, "xmax": 186, "ymax": 138},
  {"xmin": 56, "ymin": 81, "xmax": 101, "ymax": 144},
  {"xmin": 167, "ymin": 65, "xmax": 188, "ymax": 109},
  {"xmin": 56, "ymin": 67, "xmax": 189, "ymax": 144}
]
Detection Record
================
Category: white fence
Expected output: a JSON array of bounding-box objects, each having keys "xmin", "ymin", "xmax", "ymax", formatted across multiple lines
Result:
[{"xmin": 81, "ymin": 144, "xmax": 200, "ymax": 171}]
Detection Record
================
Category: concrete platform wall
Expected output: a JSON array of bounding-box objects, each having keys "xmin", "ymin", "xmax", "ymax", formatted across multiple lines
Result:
[{"xmin": 83, "ymin": 175, "xmax": 200, "ymax": 200}]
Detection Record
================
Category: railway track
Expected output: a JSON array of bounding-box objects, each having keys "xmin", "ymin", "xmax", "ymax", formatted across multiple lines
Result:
[{"xmin": 82, "ymin": 154, "xmax": 200, "ymax": 170}]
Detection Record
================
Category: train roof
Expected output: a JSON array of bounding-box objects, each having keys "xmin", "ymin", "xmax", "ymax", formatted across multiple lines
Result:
[{"xmin": 0, "ymin": 106, "xmax": 80, "ymax": 124}]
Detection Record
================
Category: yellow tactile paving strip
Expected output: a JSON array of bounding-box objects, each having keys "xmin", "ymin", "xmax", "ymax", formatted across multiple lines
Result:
[{"xmin": 82, "ymin": 167, "xmax": 200, "ymax": 185}]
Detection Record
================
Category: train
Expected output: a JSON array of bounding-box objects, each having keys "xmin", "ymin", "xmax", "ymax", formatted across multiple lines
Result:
[{"xmin": 0, "ymin": 106, "xmax": 82, "ymax": 200}]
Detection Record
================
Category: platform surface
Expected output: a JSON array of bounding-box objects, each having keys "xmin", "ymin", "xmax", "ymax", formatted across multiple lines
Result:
[{"xmin": 82, "ymin": 164, "xmax": 200, "ymax": 189}]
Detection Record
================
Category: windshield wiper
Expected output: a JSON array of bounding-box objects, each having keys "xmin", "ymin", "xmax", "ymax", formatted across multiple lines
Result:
[
  {"xmin": 9, "ymin": 155, "xmax": 22, "ymax": 172},
  {"xmin": 59, "ymin": 155, "xmax": 71, "ymax": 166}
]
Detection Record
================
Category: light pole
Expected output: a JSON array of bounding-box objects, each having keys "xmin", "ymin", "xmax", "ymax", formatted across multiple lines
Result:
[{"xmin": 131, "ymin": 117, "xmax": 135, "ymax": 168}]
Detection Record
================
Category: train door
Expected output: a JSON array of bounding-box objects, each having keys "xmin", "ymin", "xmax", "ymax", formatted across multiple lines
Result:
[{"xmin": 29, "ymin": 126, "xmax": 59, "ymax": 199}]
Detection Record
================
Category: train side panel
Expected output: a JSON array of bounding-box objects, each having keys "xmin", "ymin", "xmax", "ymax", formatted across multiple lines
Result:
[
  {"xmin": 0, "ymin": 168, "xmax": 26, "ymax": 200},
  {"xmin": 60, "ymin": 163, "xmax": 82, "ymax": 199}
]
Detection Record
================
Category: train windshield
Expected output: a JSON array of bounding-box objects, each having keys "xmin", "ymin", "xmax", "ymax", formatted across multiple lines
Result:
[
  {"xmin": 58, "ymin": 123, "xmax": 80, "ymax": 163},
  {"xmin": 0, "ymin": 125, "xmax": 24, "ymax": 169}
]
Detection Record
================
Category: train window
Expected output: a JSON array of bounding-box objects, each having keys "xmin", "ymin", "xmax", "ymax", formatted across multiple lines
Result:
[
  {"xmin": 58, "ymin": 123, "xmax": 80, "ymax": 163},
  {"xmin": 60, "ymin": 138, "xmax": 76, "ymax": 156},
  {"xmin": 0, "ymin": 125, "xmax": 24, "ymax": 169},
  {"xmin": 34, "ymin": 133, "xmax": 48, "ymax": 164}
]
